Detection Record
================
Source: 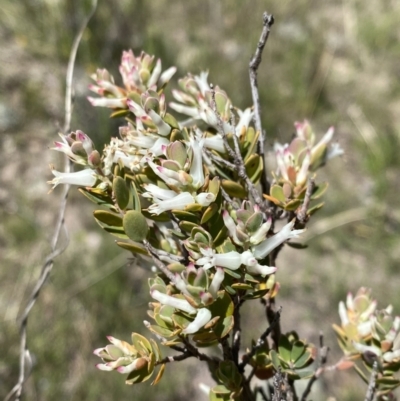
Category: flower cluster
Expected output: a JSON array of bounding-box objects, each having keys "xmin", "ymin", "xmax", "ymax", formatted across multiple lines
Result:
[
  {"xmin": 265, "ymin": 120, "xmax": 343, "ymax": 212},
  {"xmin": 48, "ymin": 49, "xmax": 343, "ymax": 395},
  {"xmin": 334, "ymin": 288, "xmax": 400, "ymax": 395}
]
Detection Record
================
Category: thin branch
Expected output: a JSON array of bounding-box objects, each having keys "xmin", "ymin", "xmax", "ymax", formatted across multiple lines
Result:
[
  {"xmin": 272, "ymin": 368, "xmax": 285, "ymax": 401},
  {"xmin": 157, "ymin": 352, "xmax": 192, "ymax": 364},
  {"xmin": 180, "ymin": 336, "xmax": 221, "ymax": 363},
  {"xmin": 285, "ymin": 375, "xmax": 297, "ymax": 401},
  {"xmin": 262, "ymin": 296, "xmax": 282, "ymax": 351},
  {"xmin": 4, "ymin": 2, "xmax": 98, "ymax": 400},
  {"xmin": 204, "ymin": 148, "xmax": 236, "ymax": 170},
  {"xmin": 144, "ymin": 241, "xmax": 177, "ymax": 283},
  {"xmin": 364, "ymin": 361, "xmax": 378, "ymax": 401},
  {"xmin": 249, "ymin": 12, "xmax": 274, "ymax": 196},
  {"xmin": 239, "ymin": 306, "xmax": 282, "ymax": 373},
  {"xmin": 209, "ymin": 85, "xmax": 266, "ymax": 211},
  {"xmin": 296, "ymin": 177, "xmax": 315, "ymax": 225},
  {"xmin": 300, "ymin": 332, "xmax": 329, "ymax": 401},
  {"xmin": 219, "ymin": 336, "xmax": 233, "ymax": 361},
  {"xmin": 232, "ymin": 295, "xmax": 243, "ymax": 364}
]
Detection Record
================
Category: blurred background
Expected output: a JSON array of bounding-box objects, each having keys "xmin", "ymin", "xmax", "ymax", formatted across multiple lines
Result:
[{"xmin": 1, "ymin": 0, "xmax": 399, "ymax": 400}]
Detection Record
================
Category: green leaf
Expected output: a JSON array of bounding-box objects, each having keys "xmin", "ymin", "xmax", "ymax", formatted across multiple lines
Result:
[
  {"xmin": 291, "ymin": 341, "xmax": 306, "ymax": 363},
  {"xmin": 221, "ymin": 180, "xmax": 247, "ymax": 198},
  {"xmin": 287, "ymin": 370, "xmax": 314, "ymax": 380},
  {"xmin": 179, "ymin": 220, "xmax": 198, "ymax": 233},
  {"xmin": 201, "ymin": 203, "xmax": 218, "ymax": 224},
  {"xmin": 93, "ymin": 210, "xmax": 123, "ymax": 227},
  {"xmin": 123, "ymin": 210, "xmax": 149, "ymax": 242},
  {"xmin": 113, "ymin": 176, "xmax": 130, "ymax": 210},
  {"xmin": 284, "ymin": 199, "xmax": 302, "ymax": 211},
  {"xmin": 311, "ymin": 182, "xmax": 329, "ymax": 199},
  {"xmin": 286, "ymin": 242, "xmax": 308, "ymax": 249},
  {"xmin": 116, "ymin": 241, "xmax": 148, "ymax": 255},
  {"xmin": 278, "ymin": 335, "xmax": 292, "ymax": 363},
  {"xmin": 294, "ymin": 350, "xmax": 312, "ymax": 369},
  {"xmin": 307, "ymin": 202, "xmax": 324, "ymax": 216},
  {"xmin": 172, "ymin": 210, "xmax": 199, "ymax": 223},
  {"xmin": 270, "ymin": 185, "xmax": 286, "ymax": 203},
  {"xmin": 130, "ymin": 181, "xmax": 141, "ymax": 211},
  {"xmin": 78, "ymin": 187, "xmax": 113, "ymax": 207},
  {"xmin": 102, "ymin": 226, "xmax": 129, "ymax": 239},
  {"xmin": 270, "ymin": 350, "xmax": 281, "ymax": 370}
]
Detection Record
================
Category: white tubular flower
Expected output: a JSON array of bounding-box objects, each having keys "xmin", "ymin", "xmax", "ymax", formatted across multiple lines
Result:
[
  {"xmin": 203, "ymin": 134, "xmax": 226, "ymax": 153},
  {"xmin": 383, "ymin": 350, "xmax": 400, "ymax": 363},
  {"xmin": 253, "ymin": 220, "xmax": 304, "ymax": 260},
  {"xmin": 143, "ymin": 184, "xmax": 177, "ymax": 200},
  {"xmin": 183, "ymin": 308, "xmax": 212, "ymax": 334},
  {"xmin": 296, "ymin": 151, "xmax": 311, "ymax": 187},
  {"xmin": 148, "ymin": 192, "xmax": 195, "ymax": 215},
  {"xmin": 148, "ymin": 137, "xmax": 170, "ymax": 156},
  {"xmin": 146, "ymin": 158, "xmax": 179, "ymax": 187},
  {"xmin": 52, "ymin": 136, "xmax": 85, "ymax": 165},
  {"xmin": 116, "ymin": 357, "xmax": 148, "ymax": 374},
  {"xmin": 127, "ymin": 99, "xmax": 147, "ymax": 118},
  {"xmin": 169, "ymin": 102, "xmax": 199, "ymax": 118},
  {"xmin": 327, "ymin": 142, "xmax": 344, "ymax": 160},
  {"xmin": 222, "ymin": 210, "xmax": 243, "ymax": 245},
  {"xmin": 359, "ymin": 300, "xmax": 377, "ymax": 321},
  {"xmin": 249, "ymin": 218, "xmax": 272, "ymax": 245},
  {"xmin": 352, "ymin": 342, "xmax": 382, "ymax": 357},
  {"xmin": 171, "ymin": 89, "xmax": 195, "ymax": 105},
  {"xmin": 146, "ymin": 109, "xmax": 171, "ymax": 136},
  {"xmin": 113, "ymin": 151, "xmax": 142, "ymax": 172},
  {"xmin": 48, "ymin": 167, "xmax": 97, "ymax": 190},
  {"xmin": 87, "ymin": 96, "xmax": 126, "ymax": 109},
  {"xmin": 235, "ymin": 108, "xmax": 254, "ymax": 136},
  {"xmin": 196, "ymin": 248, "xmax": 242, "ymax": 270},
  {"xmin": 346, "ymin": 292, "xmax": 354, "ymax": 310},
  {"xmin": 158, "ymin": 66, "xmax": 177, "ymax": 88},
  {"xmin": 358, "ymin": 321, "xmax": 373, "ymax": 337},
  {"xmin": 209, "ymin": 268, "xmax": 225, "ymax": 298},
  {"xmin": 338, "ymin": 301, "xmax": 349, "ymax": 326},
  {"xmin": 194, "ymin": 71, "xmax": 210, "ymax": 95},
  {"xmin": 195, "ymin": 192, "xmax": 215, "ymax": 207},
  {"xmin": 128, "ymin": 134, "xmax": 157, "ymax": 149},
  {"xmin": 240, "ymin": 250, "xmax": 277, "ymax": 276},
  {"xmin": 246, "ymin": 263, "xmax": 277, "ymax": 276},
  {"xmin": 150, "ymin": 289, "xmax": 197, "ymax": 314},
  {"xmin": 200, "ymin": 105, "xmax": 219, "ymax": 126},
  {"xmin": 274, "ymin": 143, "xmax": 289, "ymax": 181},
  {"xmin": 94, "ymin": 79, "xmax": 122, "ymax": 97},
  {"xmin": 147, "ymin": 58, "xmax": 162, "ymax": 88},
  {"xmin": 190, "ymin": 135, "xmax": 205, "ymax": 188}
]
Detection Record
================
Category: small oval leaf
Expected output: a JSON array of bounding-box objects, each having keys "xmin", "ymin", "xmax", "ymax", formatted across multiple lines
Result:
[{"xmin": 123, "ymin": 210, "xmax": 149, "ymax": 242}]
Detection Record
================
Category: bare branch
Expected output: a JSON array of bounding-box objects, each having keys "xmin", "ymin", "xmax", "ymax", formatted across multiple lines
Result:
[
  {"xmin": 300, "ymin": 332, "xmax": 329, "ymax": 401},
  {"xmin": 4, "ymin": 2, "xmax": 98, "ymax": 400},
  {"xmin": 144, "ymin": 241, "xmax": 177, "ymax": 284},
  {"xmin": 249, "ymin": 12, "xmax": 274, "ymax": 196},
  {"xmin": 364, "ymin": 361, "xmax": 378, "ymax": 401},
  {"xmin": 231, "ymin": 295, "xmax": 243, "ymax": 364},
  {"xmin": 272, "ymin": 368, "xmax": 285, "ymax": 401},
  {"xmin": 296, "ymin": 177, "xmax": 315, "ymax": 225}
]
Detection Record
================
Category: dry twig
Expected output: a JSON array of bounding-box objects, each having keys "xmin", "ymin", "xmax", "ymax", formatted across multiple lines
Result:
[
  {"xmin": 364, "ymin": 361, "xmax": 378, "ymax": 401},
  {"xmin": 297, "ymin": 177, "xmax": 315, "ymax": 225},
  {"xmin": 249, "ymin": 12, "xmax": 274, "ymax": 196},
  {"xmin": 4, "ymin": 2, "xmax": 98, "ymax": 400},
  {"xmin": 300, "ymin": 332, "xmax": 329, "ymax": 401}
]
